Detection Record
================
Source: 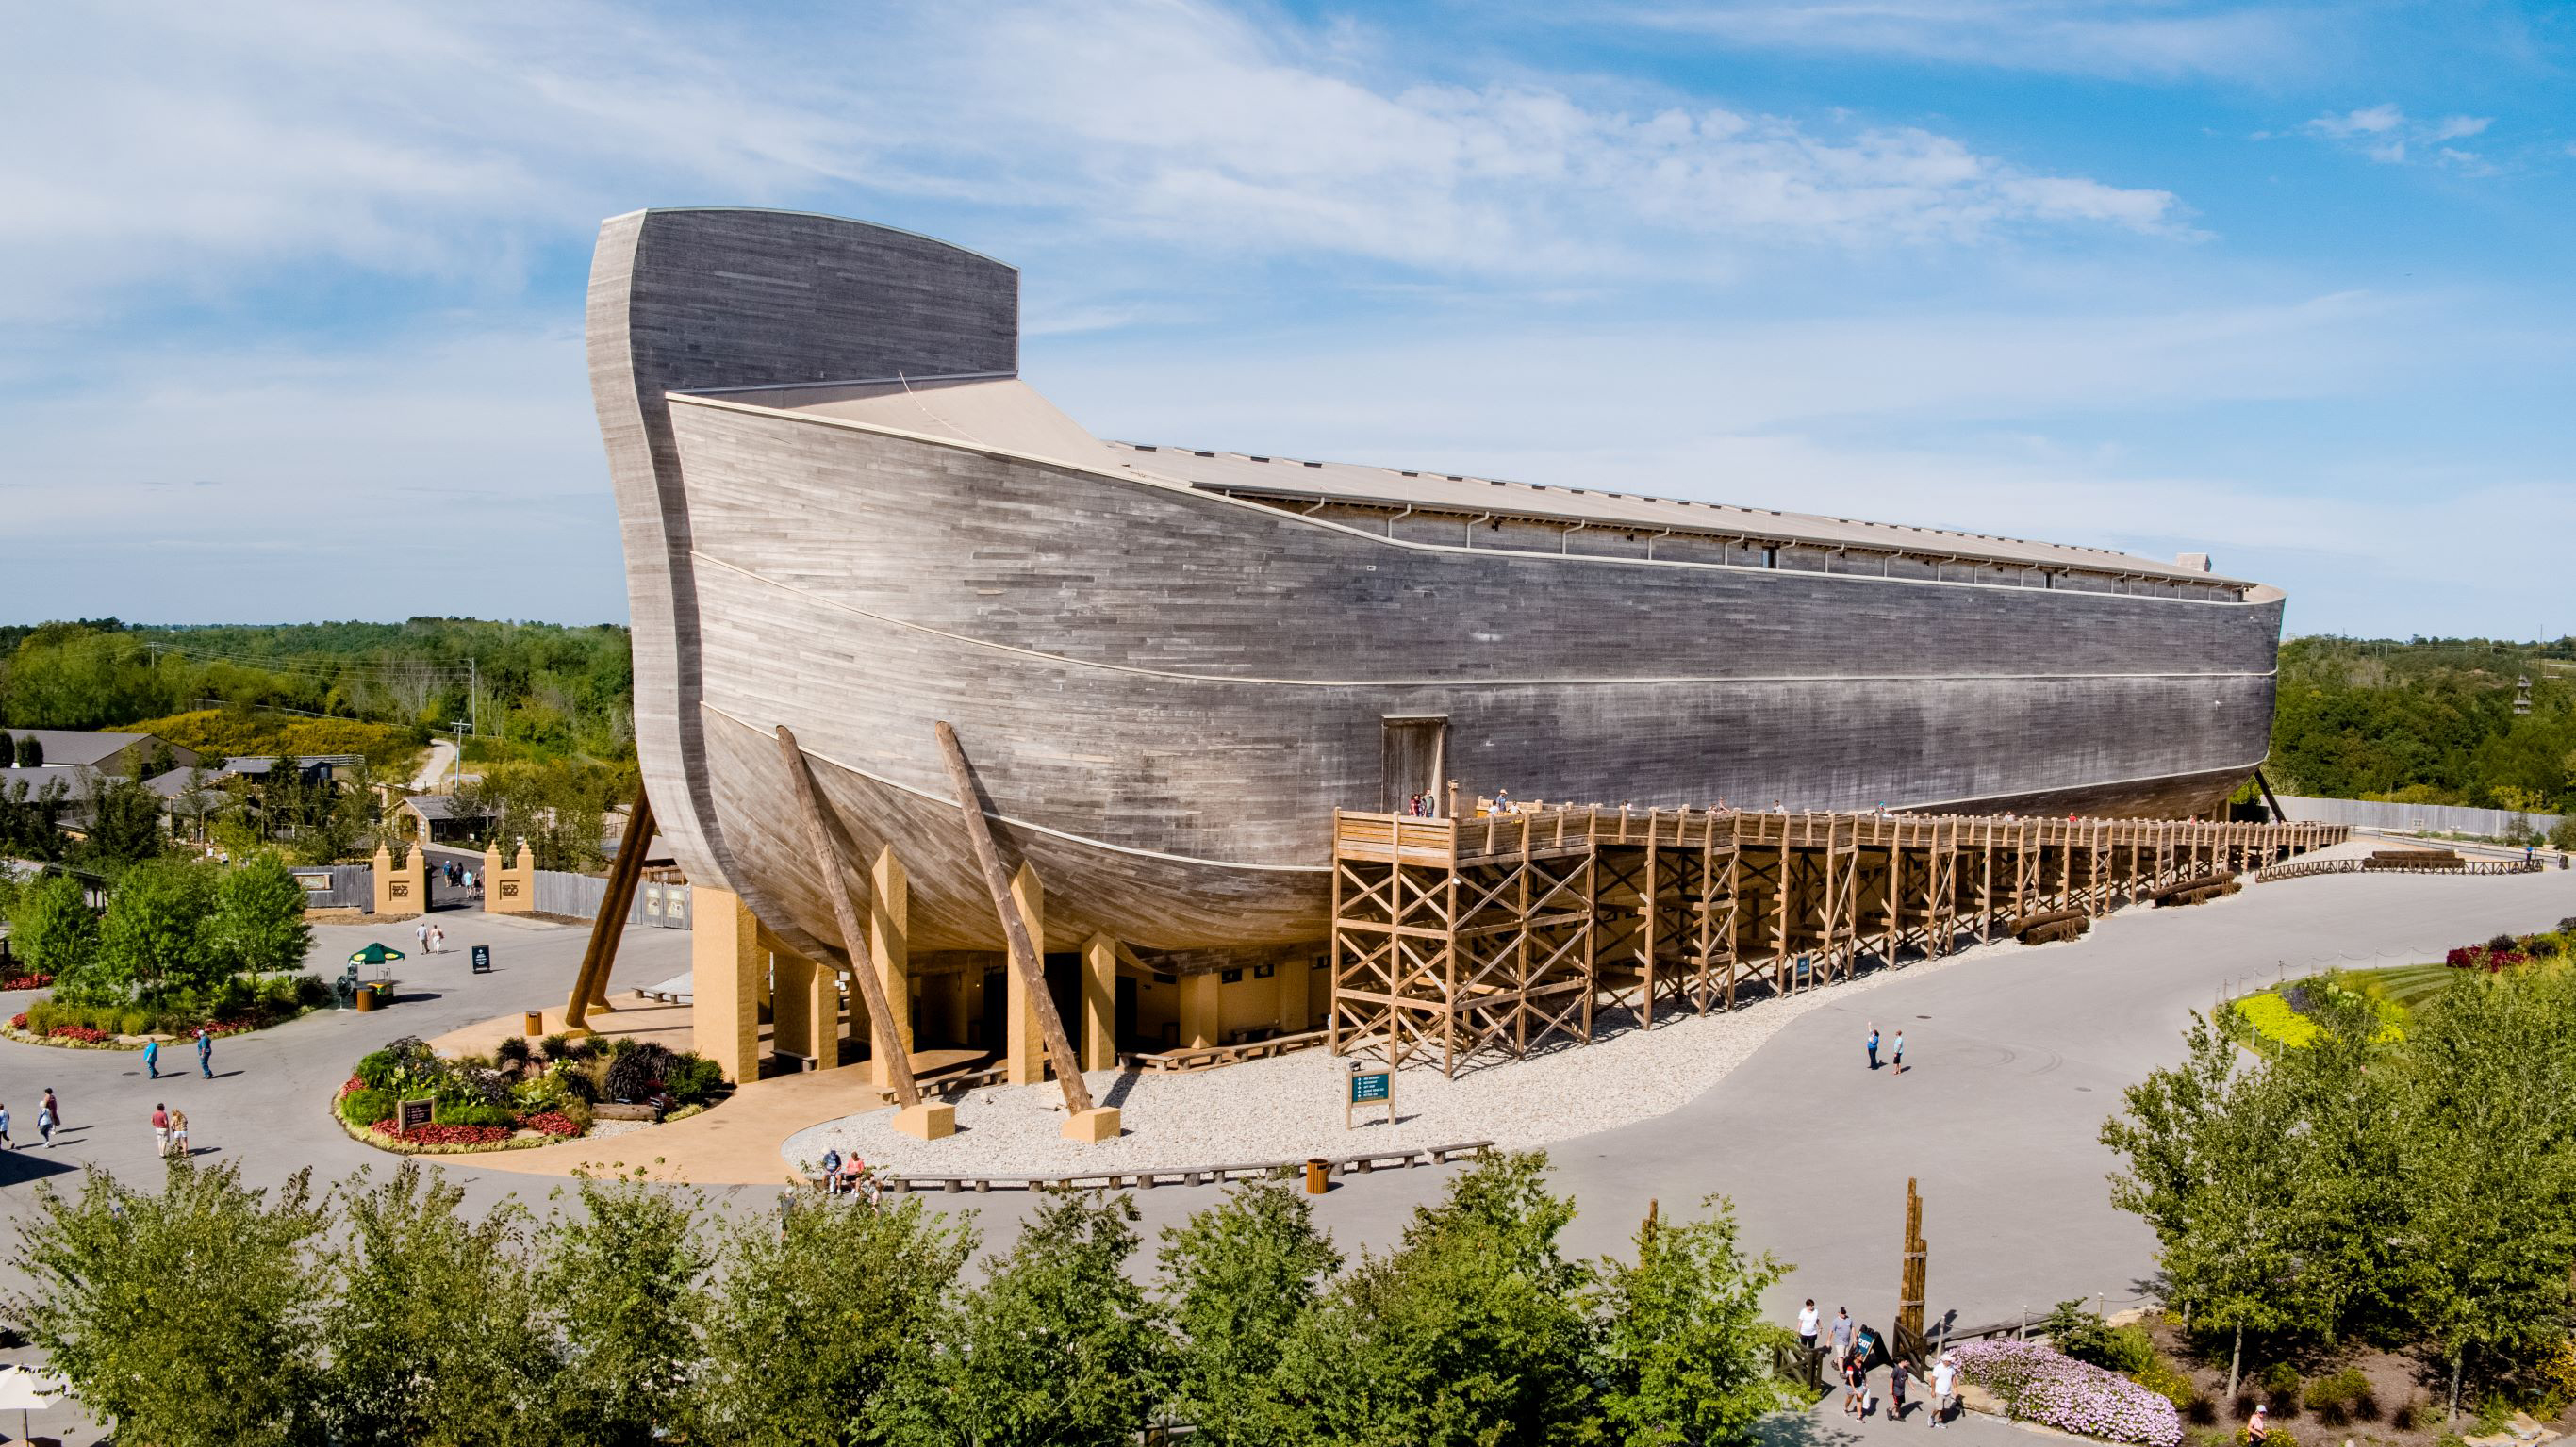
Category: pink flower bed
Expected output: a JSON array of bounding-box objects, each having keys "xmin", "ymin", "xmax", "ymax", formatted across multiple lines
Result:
[
  {"xmin": 2, "ymin": 974, "xmax": 53, "ymax": 991},
  {"xmin": 1951, "ymin": 1340, "xmax": 2182, "ymax": 1447},
  {"xmin": 45, "ymin": 1025, "xmax": 109, "ymax": 1044},
  {"xmin": 368, "ymin": 1121, "xmax": 509, "ymax": 1147}
]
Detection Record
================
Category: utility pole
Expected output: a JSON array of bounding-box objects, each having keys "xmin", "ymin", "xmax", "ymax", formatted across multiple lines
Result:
[{"xmin": 468, "ymin": 657, "xmax": 479, "ymax": 738}]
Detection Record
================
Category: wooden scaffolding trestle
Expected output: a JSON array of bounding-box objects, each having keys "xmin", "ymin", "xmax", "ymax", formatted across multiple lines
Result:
[{"xmin": 1329, "ymin": 806, "xmax": 2351, "ymax": 1077}]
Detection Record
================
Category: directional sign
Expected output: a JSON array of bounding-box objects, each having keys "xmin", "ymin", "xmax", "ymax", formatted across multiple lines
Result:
[{"xmin": 1346, "ymin": 1064, "xmax": 1395, "ymax": 1129}]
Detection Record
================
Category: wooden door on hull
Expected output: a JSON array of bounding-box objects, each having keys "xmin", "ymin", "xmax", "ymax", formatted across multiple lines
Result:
[{"xmin": 1381, "ymin": 716, "xmax": 1448, "ymax": 814}]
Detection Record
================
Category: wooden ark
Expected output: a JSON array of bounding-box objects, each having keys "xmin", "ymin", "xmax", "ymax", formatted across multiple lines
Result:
[{"xmin": 587, "ymin": 208, "xmax": 2287, "ymax": 971}]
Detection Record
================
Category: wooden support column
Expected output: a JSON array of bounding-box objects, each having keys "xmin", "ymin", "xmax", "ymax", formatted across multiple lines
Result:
[
  {"xmin": 1179, "ymin": 970, "xmax": 1220, "ymax": 1049},
  {"xmin": 567, "ymin": 786, "xmax": 656, "ymax": 1028},
  {"xmin": 773, "ymin": 726, "xmax": 946, "ymax": 1140},
  {"xmin": 770, "ymin": 945, "xmax": 835, "ymax": 1068},
  {"xmin": 867, "ymin": 846, "xmax": 913, "ymax": 1092},
  {"xmin": 1080, "ymin": 933, "xmax": 1118, "ymax": 1072},
  {"xmin": 1005, "ymin": 863, "xmax": 1049, "ymax": 1085},
  {"xmin": 689, "ymin": 887, "xmax": 762, "ymax": 1086}
]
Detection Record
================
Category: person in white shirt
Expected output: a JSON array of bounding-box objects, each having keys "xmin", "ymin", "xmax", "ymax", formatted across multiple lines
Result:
[
  {"xmin": 1930, "ymin": 1353, "xmax": 1957, "ymax": 1428},
  {"xmin": 1798, "ymin": 1300, "xmax": 1821, "ymax": 1350}
]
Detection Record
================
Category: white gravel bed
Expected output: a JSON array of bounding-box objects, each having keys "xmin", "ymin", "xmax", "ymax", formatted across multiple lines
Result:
[{"xmin": 784, "ymin": 929, "xmax": 2038, "ymax": 1179}]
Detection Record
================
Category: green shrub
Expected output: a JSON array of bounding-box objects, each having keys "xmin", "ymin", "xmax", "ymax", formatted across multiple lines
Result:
[
  {"xmin": 432, "ymin": 1100, "xmax": 514, "ymax": 1128},
  {"xmin": 2258, "ymin": 1363, "xmax": 2302, "ymax": 1415},
  {"xmin": 355, "ymin": 1049, "xmax": 402, "ymax": 1091},
  {"xmin": 339, "ymin": 1087, "xmax": 391, "ymax": 1126},
  {"xmin": 2304, "ymin": 1367, "xmax": 2372, "ymax": 1424},
  {"xmin": 118, "ymin": 1010, "xmax": 149, "ymax": 1037},
  {"xmin": 2040, "ymin": 1299, "xmax": 2155, "ymax": 1374},
  {"xmin": 290, "ymin": 973, "xmax": 330, "ymax": 1009},
  {"xmin": 2136, "ymin": 1356, "xmax": 2197, "ymax": 1409},
  {"xmin": 665, "ymin": 1055, "xmax": 728, "ymax": 1107}
]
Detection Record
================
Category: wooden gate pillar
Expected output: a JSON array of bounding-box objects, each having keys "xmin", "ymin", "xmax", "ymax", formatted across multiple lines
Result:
[
  {"xmin": 691, "ymin": 887, "xmax": 762, "ymax": 1085},
  {"xmin": 869, "ymin": 846, "xmax": 914, "ymax": 1090},
  {"xmin": 1004, "ymin": 863, "xmax": 1048, "ymax": 1085}
]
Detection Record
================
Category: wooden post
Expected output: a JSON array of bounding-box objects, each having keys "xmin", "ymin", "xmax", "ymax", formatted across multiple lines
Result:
[
  {"xmin": 867, "ymin": 846, "xmax": 913, "ymax": 1092},
  {"xmin": 773, "ymin": 726, "xmax": 938, "ymax": 1135},
  {"xmin": 933, "ymin": 721, "xmax": 1105, "ymax": 1132},
  {"xmin": 1006, "ymin": 863, "xmax": 1048, "ymax": 1085},
  {"xmin": 1081, "ymin": 933, "xmax": 1118, "ymax": 1072},
  {"xmin": 1897, "ymin": 1177, "xmax": 1929, "ymax": 1364},
  {"xmin": 567, "ymin": 784, "xmax": 655, "ymax": 1028}
]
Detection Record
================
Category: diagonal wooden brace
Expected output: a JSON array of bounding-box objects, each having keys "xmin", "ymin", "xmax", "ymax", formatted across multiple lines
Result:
[
  {"xmin": 566, "ymin": 783, "xmax": 656, "ymax": 1029},
  {"xmin": 933, "ymin": 721, "xmax": 1096, "ymax": 1116},
  {"xmin": 775, "ymin": 726, "xmax": 923, "ymax": 1110}
]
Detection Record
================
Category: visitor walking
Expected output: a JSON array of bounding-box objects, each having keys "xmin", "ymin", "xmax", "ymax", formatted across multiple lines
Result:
[
  {"xmin": 37, "ymin": 1100, "xmax": 57, "ymax": 1148},
  {"xmin": 416, "ymin": 920, "xmax": 430, "ymax": 951},
  {"xmin": 431, "ymin": 924, "xmax": 445, "ymax": 954},
  {"xmin": 2248, "ymin": 1404, "xmax": 2269, "ymax": 1443},
  {"xmin": 1930, "ymin": 1352, "xmax": 1956, "ymax": 1428},
  {"xmin": 0, "ymin": 1101, "xmax": 12, "ymax": 1148},
  {"xmin": 1891, "ymin": 1357, "xmax": 1912, "ymax": 1422},
  {"xmin": 143, "ymin": 1036, "xmax": 160, "ymax": 1079},
  {"xmin": 1842, "ymin": 1345, "xmax": 1869, "ymax": 1417},
  {"xmin": 1798, "ymin": 1299, "xmax": 1820, "ymax": 1351},
  {"xmin": 168, "ymin": 1108, "xmax": 190, "ymax": 1157},
  {"xmin": 1830, "ymin": 1307, "xmax": 1856, "ymax": 1362},
  {"xmin": 152, "ymin": 1103, "xmax": 170, "ymax": 1158},
  {"xmin": 196, "ymin": 1028, "xmax": 213, "ymax": 1078},
  {"xmin": 41, "ymin": 1087, "xmax": 61, "ymax": 1130},
  {"xmin": 1891, "ymin": 1029, "xmax": 1907, "ymax": 1076},
  {"xmin": 1867, "ymin": 1024, "xmax": 1881, "ymax": 1070}
]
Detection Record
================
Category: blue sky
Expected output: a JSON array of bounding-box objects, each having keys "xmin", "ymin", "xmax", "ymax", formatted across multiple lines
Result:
[{"xmin": 2, "ymin": 0, "xmax": 2568, "ymax": 638}]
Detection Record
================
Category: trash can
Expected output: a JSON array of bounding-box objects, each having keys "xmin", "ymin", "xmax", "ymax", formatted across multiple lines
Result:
[
  {"xmin": 354, "ymin": 985, "xmax": 378, "ymax": 1013},
  {"xmin": 524, "ymin": 1011, "xmax": 544, "ymax": 1036},
  {"xmin": 1305, "ymin": 1158, "xmax": 1329, "ymax": 1194}
]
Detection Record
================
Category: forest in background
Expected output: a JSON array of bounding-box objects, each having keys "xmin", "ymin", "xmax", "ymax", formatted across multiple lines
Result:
[{"xmin": 5, "ymin": 620, "xmax": 2574, "ymax": 820}]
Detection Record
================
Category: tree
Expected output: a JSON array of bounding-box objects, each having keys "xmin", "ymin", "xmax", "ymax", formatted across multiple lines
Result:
[
  {"xmin": 95, "ymin": 858, "xmax": 217, "ymax": 1001},
  {"xmin": 319, "ymin": 1162, "xmax": 559, "ymax": 1446},
  {"xmin": 1592, "ymin": 1195, "xmax": 1793, "ymax": 1447},
  {"xmin": 209, "ymin": 853, "xmax": 314, "ymax": 975},
  {"xmin": 697, "ymin": 1193, "xmax": 973, "ymax": 1446},
  {"xmin": 14, "ymin": 732, "xmax": 41, "ymax": 767},
  {"xmin": 0, "ymin": 775, "xmax": 69, "ymax": 860},
  {"xmin": 544, "ymin": 1172, "xmax": 709, "ymax": 1443},
  {"xmin": 878, "ymin": 1187, "xmax": 1165, "ymax": 1447},
  {"xmin": 2387, "ymin": 969, "xmax": 2576, "ymax": 1420},
  {"xmin": 7, "ymin": 872, "xmax": 98, "ymax": 994},
  {"xmin": 77, "ymin": 771, "xmax": 165, "ymax": 871},
  {"xmin": 4, "ymin": 1160, "xmax": 328, "ymax": 1447},
  {"xmin": 1158, "ymin": 1179, "xmax": 1343, "ymax": 1443},
  {"xmin": 1269, "ymin": 1150, "xmax": 1597, "ymax": 1446}
]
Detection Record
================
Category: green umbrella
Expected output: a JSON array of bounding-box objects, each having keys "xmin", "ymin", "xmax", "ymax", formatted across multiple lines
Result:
[{"xmin": 350, "ymin": 943, "xmax": 406, "ymax": 965}]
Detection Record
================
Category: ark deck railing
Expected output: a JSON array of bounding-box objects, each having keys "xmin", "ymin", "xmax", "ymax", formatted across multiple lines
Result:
[{"xmin": 1329, "ymin": 803, "xmax": 2353, "ymax": 1077}]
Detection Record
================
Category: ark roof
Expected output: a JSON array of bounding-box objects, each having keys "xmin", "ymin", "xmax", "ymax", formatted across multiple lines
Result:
[{"xmin": 686, "ymin": 372, "xmax": 2242, "ymax": 587}]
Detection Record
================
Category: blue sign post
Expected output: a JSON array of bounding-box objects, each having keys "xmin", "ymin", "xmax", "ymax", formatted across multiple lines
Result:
[{"xmin": 1346, "ymin": 1061, "xmax": 1395, "ymax": 1129}]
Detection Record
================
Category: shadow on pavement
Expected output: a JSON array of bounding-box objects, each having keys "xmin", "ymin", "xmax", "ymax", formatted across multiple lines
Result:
[{"xmin": 0, "ymin": 1149, "xmax": 82, "ymax": 1189}]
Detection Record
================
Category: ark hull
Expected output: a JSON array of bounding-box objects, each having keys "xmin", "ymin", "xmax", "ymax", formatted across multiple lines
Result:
[{"xmin": 590, "ymin": 209, "xmax": 2285, "ymax": 962}]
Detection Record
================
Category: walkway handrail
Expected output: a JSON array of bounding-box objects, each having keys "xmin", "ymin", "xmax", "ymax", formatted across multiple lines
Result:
[{"xmin": 875, "ymin": 1139, "xmax": 1494, "ymax": 1194}]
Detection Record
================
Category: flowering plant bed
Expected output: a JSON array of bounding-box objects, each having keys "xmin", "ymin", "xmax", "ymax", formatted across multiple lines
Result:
[
  {"xmin": 1, "ymin": 973, "xmax": 54, "ymax": 991},
  {"xmin": 1951, "ymin": 1340, "xmax": 2183, "ymax": 1447},
  {"xmin": 369, "ymin": 1120, "xmax": 511, "ymax": 1147},
  {"xmin": 1, "ymin": 1016, "xmax": 140, "ymax": 1050}
]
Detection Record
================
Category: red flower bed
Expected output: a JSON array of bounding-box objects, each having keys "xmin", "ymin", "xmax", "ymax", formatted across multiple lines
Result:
[
  {"xmin": 9, "ymin": 1011, "xmax": 25, "ymax": 1030},
  {"xmin": 520, "ymin": 1111, "xmax": 582, "ymax": 1137},
  {"xmin": 368, "ymin": 1120, "xmax": 509, "ymax": 1147},
  {"xmin": 193, "ymin": 1019, "xmax": 258, "ymax": 1038},
  {"xmin": 339, "ymin": 1075, "xmax": 364, "ymax": 1099},
  {"xmin": 1, "ymin": 973, "xmax": 52, "ymax": 991},
  {"xmin": 2447, "ymin": 945, "xmax": 2533, "ymax": 972},
  {"xmin": 45, "ymin": 1025, "xmax": 108, "ymax": 1044}
]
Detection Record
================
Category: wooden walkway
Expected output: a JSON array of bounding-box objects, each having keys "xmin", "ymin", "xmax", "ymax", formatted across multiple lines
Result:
[{"xmin": 1330, "ymin": 805, "xmax": 2349, "ymax": 1077}]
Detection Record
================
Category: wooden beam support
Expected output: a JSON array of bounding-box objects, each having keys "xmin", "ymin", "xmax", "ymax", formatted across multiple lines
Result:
[
  {"xmin": 933, "ymin": 721, "xmax": 1098, "ymax": 1116},
  {"xmin": 774, "ymin": 725, "xmax": 924, "ymax": 1109},
  {"xmin": 565, "ymin": 783, "xmax": 655, "ymax": 1028}
]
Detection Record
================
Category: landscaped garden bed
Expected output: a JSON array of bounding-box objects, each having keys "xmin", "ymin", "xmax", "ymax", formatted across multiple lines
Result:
[
  {"xmin": 337, "ymin": 1033, "xmax": 729, "ymax": 1155},
  {"xmin": 2233, "ymin": 919, "xmax": 2576, "ymax": 1051},
  {"xmin": 6, "ymin": 976, "xmax": 327, "ymax": 1049}
]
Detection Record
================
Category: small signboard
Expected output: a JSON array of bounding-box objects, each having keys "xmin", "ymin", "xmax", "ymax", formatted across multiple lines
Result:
[
  {"xmin": 1345, "ymin": 1062, "xmax": 1395, "ymax": 1129},
  {"xmin": 470, "ymin": 944, "xmax": 492, "ymax": 975},
  {"xmin": 396, "ymin": 1098, "xmax": 435, "ymax": 1136}
]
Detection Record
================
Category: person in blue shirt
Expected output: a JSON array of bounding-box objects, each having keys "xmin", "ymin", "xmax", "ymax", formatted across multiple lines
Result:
[
  {"xmin": 196, "ymin": 1028, "xmax": 214, "ymax": 1077},
  {"xmin": 144, "ymin": 1037, "xmax": 160, "ymax": 1079}
]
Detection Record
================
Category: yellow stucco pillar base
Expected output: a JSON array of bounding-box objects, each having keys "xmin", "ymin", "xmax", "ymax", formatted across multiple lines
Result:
[
  {"xmin": 691, "ymin": 887, "xmax": 762, "ymax": 1085},
  {"xmin": 869, "ymin": 846, "xmax": 914, "ymax": 1090},
  {"xmin": 1179, "ymin": 972, "xmax": 1219, "ymax": 1050},
  {"xmin": 892, "ymin": 1101, "xmax": 957, "ymax": 1141},
  {"xmin": 771, "ymin": 946, "xmax": 834, "ymax": 1068},
  {"xmin": 1280, "ymin": 953, "xmax": 1313, "ymax": 1034},
  {"xmin": 1004, "ymin": 863, "xmax": 1047, "ymax": 1085},
  {"xmin": 1061, "ymin": 1107, "xmax": 1121, "ymax": 1143},
  {"xmin": 1081, "ymin": 933, "xmax": 1118, "ymax": 1072}
]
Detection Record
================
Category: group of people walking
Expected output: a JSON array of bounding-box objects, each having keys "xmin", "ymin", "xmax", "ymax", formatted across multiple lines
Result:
[
  {"xmin": 416, "ymin": 919, "xmax": 448, "ymax": 953},
  {"xmin": 142, "ymin": 1028, "xmax": 215, "ymax": 1080},
  {"xmin": 0, "ymin": 1087, "xmax": 65, "ymax": 1148},
  {"xmin": 1799, "ymin": 1299, "xmax": 1958, "ymax": 1428}
]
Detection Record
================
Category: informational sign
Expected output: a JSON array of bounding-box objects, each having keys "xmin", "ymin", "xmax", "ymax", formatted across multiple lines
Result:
[
  {"xmin": 470, "ymin": 944, "xmax": 492, "ymax": 974},
  {"xmin": 1345, "ymin": 1063, "xmax": 1395, "ymax": 1129},
  {"xmin": 397, "ymin": 1098, "xmax": 435, "ymax": 1135}
]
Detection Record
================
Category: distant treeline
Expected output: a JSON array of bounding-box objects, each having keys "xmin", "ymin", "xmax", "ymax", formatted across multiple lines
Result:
[
  {"xmin": 2267, "ymin": 635, "xmax": 2576, "ymax": 814},
  {"xmin": 0, "ymin": 618, "xmax": 635, "ymax": 761}
]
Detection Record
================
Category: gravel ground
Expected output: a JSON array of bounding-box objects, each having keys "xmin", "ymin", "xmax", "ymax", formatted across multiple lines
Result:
[{"xmin": 784, "ymin": 928, "xmax": 2040, "ymax": 1177}]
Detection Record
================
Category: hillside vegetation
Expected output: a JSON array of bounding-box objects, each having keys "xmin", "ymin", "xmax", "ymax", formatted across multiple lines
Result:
[{"xmin": 2267, "ymin": 635, "xmax": 2576, "ymax": 814}]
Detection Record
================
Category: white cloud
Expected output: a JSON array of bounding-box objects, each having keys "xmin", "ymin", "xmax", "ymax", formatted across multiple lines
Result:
[
  {"xmin": 0, "ymin": 0, "xmax": 2188, "ymax": 325},
  {"xmin": 1611, "ymin": 0, "xmax": 2324, "ymax": 82},
  {"xmin": 2297, "ymin": 104, "xmax": 2498, "ymax": 168}
]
